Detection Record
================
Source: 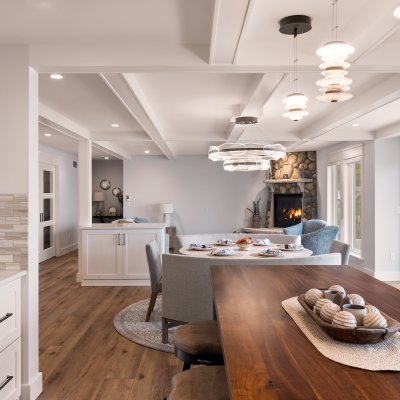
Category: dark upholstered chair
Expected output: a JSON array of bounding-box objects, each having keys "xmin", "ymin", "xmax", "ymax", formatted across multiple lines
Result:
[
  {"xmin": 173, "ymin": 320, "xmax": 224, "ymax": 371},
  {"xmin": 145, "ymin": 240, "xmax": 162, "ymax": 322},
  {"xmin": 330, "ymin": 239, "xmax": 350, "ymax": 265},
  {"xmin": 167, "ymin": 366, "xmax": 229, "ymax": 400},
  {"xmin": 283, "ymin": 219, "xmax": 339, "ymax": 255}
]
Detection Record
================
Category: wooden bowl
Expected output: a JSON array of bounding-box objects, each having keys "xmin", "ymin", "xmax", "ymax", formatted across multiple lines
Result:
[{"xmin": 298, "ymin": 294, "xmax": 400, "ymax": 344}]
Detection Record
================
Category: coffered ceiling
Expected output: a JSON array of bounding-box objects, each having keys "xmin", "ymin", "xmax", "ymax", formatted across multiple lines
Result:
[{"xmin": 3, "ymin": 0, "xmax": 398, "ymax": 159}]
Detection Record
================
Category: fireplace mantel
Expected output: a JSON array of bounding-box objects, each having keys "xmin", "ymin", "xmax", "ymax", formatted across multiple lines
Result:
[{"xmin": 264, "ymin": 178, "xmax": 313, "ymax": 192}]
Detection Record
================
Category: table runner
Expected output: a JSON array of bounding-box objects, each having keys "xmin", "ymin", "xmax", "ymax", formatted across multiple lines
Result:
[{"xmin": 282, "ymin": 296, "xmax": 400, "ymax": 371}]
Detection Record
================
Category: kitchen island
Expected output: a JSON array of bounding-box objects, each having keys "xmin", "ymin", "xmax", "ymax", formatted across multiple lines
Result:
[{"xmin": 78, "ymin": 223, "xmax": 166, "ymax": 286}]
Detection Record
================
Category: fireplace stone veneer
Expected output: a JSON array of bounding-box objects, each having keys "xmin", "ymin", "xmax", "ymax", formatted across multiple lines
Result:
[{"xmin": 265, "ymin": 152, "xmax": 317, "ymax": 227}]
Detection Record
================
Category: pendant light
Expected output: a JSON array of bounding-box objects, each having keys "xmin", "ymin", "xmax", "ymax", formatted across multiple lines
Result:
[
  {"xmin": 316, "ymin": 0, "xmax": 354, "ymax": 102},
  {"xmin": 279, "ymin": 15, "xmax": 312, "ymax": 122},
  {"xmin": 208, "ymin": 116, "xmax": 286, "ymax": 171}
]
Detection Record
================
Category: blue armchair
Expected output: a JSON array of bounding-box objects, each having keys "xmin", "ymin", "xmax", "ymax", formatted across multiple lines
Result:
[{"xmin": 283, "ymin": 219, "xmax": 339, "ymax": 255}]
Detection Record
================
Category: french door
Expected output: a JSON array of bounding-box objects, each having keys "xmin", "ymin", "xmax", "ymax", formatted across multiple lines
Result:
[{"xmin": 39, "ymin": 163, "xmax": 56, "ymax": 262}]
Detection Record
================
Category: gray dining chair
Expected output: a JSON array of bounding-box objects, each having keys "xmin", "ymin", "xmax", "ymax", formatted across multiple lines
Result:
[
  {"xmin": 329, "ymin": 239, "xmax": 350, "ymax": 265},
  {"xmin": 145, "ymin": 240, "xmax": 162, "ymax": 322}
]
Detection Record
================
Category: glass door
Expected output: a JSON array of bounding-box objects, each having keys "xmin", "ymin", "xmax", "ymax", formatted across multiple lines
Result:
[{"xmin": 39, "ymin": 163, "xmax": 56, "ymax": 262}]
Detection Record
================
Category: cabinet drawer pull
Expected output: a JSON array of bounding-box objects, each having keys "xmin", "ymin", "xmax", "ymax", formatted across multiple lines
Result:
[
  {"xmin": 0, "ymin": 313, "xmax": 13, "ymax": 323},
  {"xmin": 0, "ymin": 375, "xmax": 13, "ymax": 391}
]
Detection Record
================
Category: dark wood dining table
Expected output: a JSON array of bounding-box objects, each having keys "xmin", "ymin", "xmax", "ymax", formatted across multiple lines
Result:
[{"xmin": 210, "ymin": 264, "xmax": 400, "ymax": 400}]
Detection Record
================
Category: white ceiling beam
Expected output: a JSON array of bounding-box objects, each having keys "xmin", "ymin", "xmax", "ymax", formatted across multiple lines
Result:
[
  {"xmin": 209, "ymin": 0, "xmax": 254, "ymax": 64},
  {"xmin": 39, "ymin": 104, "xmax": 90, "ymax": 140},
  {"xmin": 39, "ymin": 104, "xmax": 132, "ymax": 160},
  {"xmin": 375, "ymin": 121, "xmax": 400, "ymax": 140},
  {"xmin": 92, "ymin": 141, "xmax": 132, "ymax": 160},
  {"xmin": 299, "ymin": 74, "xmax": 400, "ymax": 141},
  {"xmin": 99, "ymin": 73, "xmax": 176, "ymax": 160},
  {"xmin": 226, "ymin": 72, "xmax": 287, "ymax": 141},
  {"xmin": 90, "ymin": 131, "xmax": 150, "ymax": 141}
]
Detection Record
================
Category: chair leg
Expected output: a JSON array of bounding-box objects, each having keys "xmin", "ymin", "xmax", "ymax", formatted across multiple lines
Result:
[
  {"xmin": 145, "ymin": 291, "xmax": 158, "ymax": 322},
  {"xmin": 162, "ymin": 317, "xmax": 169, "ymax": 344}
]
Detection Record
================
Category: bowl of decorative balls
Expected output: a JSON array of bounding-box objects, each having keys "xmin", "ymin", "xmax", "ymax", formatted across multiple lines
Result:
[
  {"xmin": 298, "ymin": 285, "xmax": 400, "ymax": 344},
  {"xmin": 236, "ymin": 237, "xmax": 254, "ymax": 251}
]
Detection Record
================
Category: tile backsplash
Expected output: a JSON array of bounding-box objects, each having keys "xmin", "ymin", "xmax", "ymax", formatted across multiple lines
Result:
[{"xmin": 0, "ymin": 194, "xmax": 28, "ymax": 270}]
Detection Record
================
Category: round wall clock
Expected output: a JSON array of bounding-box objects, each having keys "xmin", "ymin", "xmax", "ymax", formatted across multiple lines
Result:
[
  {"xmin": 112, "ymin": 187, "xmax": 121, "ymax": 196},
  {"xmin": 100, "ymin": 179, "xmax": 111, "ymax": 190}
]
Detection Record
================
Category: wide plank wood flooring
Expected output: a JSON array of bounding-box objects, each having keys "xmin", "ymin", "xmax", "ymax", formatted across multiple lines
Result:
[{"xmin": 38, "ymin": 250, "xmax": 181, "ymax": 400}]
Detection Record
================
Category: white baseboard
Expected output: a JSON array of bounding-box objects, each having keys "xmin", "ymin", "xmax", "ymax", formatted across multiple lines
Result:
[
  {"xmin": 80, "ymin": 279, "xmax": 151, "ymax": 286},
  {"xmin": 374, "ymin": 271, "xmax": 400, "ymax": 282},
  {"xmin": 59, "ymin": 242, "xmax": 78, "ymax": 256},
  {"xmin": 349, "ymin": 263, "xmax": 375, "ymax": 277},
  {"xmin": 21, "ymin": 372, "xmax": 43, "ymax": 400}
]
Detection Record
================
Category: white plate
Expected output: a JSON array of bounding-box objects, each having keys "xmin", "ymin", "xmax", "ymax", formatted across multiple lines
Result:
[
  {"xmin": 253, "ymin": 242, "xmax": 272, "ymax": 246},
  {"xmin": 211, "ymin": 250, "xmax": 236, "ymax": 256},
  {"xmin": 213, "ymin": 242, "xmax": 235, "ymax": 246},
  {"xmin": 258, "ymin": 252, "xmax": 284, "ymax": 257},
  {"xmin": 281, "ymin": 246, "xmax": 304, "ymax": 251},
  {"xmin": 189, "ymin": 246, "xmax": 213, "ymax": 251}
]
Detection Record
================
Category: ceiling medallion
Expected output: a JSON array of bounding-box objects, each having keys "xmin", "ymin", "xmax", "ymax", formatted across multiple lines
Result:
[
  {"xmin": 316, "ymin": 0, "xmax": 354, "ymax": 103},
  {"xmin": 279, "ymin": 15, "xmax": 312, "ymax": 122},
  {"xmin": 208, "ymin": 117, "xmax": 286, "ymax": 171}
]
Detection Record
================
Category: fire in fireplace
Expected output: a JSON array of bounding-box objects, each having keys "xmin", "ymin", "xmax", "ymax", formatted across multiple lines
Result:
[{"xmin": 274, "ymin": 193, "xmax": 303, "ymax": 228}]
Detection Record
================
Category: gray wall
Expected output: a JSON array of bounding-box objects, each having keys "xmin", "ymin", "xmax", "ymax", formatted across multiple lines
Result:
[
  {"xmin": 92, "ymin": 160, "xmax": 123, "ymax": 216},
  {"xmin": 123, "ymin": 156, "xmax": 268, "ymax": 234}
]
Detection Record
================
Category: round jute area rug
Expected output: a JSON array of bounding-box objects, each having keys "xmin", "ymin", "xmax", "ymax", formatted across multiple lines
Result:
[{"xmin": 113, "ymin": 295, "xmax": 175, "ymax": 353}]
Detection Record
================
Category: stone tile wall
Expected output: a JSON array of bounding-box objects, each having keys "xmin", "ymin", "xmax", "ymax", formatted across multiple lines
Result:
[{"xmin": 0, "ymin": 194, "xmax": 28, "ymax": 270}]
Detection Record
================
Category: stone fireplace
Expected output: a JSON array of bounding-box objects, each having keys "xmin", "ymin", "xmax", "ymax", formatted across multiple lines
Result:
[{"xmin": 265, "ymin": 151, "xmax": 317, "ymax": 228}]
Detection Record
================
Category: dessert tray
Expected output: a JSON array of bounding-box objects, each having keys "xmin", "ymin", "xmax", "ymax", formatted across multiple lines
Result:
[{"xmin": 298, "ymin": 294, "xmax": 400, "ymax": 344}]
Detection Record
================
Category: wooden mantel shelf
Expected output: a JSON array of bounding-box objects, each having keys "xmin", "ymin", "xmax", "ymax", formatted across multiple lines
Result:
[{"xmin": 264, "ymin": 178, "xmax": 313, "ymax": 184}]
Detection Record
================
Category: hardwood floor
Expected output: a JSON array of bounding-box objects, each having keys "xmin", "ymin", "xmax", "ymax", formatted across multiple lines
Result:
[{"xmin": 38, "ymin": 251, "xmax": 181, "ymax": 400}]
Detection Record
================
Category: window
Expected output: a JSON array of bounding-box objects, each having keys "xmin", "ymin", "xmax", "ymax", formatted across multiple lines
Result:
[{"xmin": 327, "ymin": 146, "xmax": 363, "ymax": 258}]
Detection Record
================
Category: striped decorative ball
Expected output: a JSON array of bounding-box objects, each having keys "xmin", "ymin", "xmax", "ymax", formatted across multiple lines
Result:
[
  {"xmin": 320, "ymin": 302, "xmax": 341, "ymax": 323},
  {"xmin": 305, "ymin": 288, "xmax": 324, "ymax": 307},
  {"xmin": 363, "ymin": 312, "xmax": 388, "ymax": 328},
  {"xmin": 348, "ymin": 294, "xmax": 365, "ymax": 306},
  {"xmin": 314, "ymin": 298, "xmax": 332, "ymax": 316},
  {"xmin": 329, "ymin": 285, "xmax": 346, "ymax": 295},
  {"xmin": 365, "ymin": 304, "xmax": 379, "ymax": 315},
  {"xmin": 332, "ymin": 311, "xmax": 357, "ymax": 329}
]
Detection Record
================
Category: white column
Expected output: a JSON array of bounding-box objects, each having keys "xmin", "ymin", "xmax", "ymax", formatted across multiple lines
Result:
[
  {"xmin": 0, "ymin": 46, "xmax": 42, "ymax": 399},
  {"xmin": 77, "ymin": 139, "xmax": 92, "ymax": 281}
]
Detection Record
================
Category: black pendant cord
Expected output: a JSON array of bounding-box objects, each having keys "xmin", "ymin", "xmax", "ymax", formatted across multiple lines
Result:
[{"xmin": 293, "ymin": 27, "xmax": 298, "ymax": 93}]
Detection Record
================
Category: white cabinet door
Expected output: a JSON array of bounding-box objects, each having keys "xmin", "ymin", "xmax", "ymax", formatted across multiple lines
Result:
[
  {"xmin": 122, "ymin": 231, "xmax": 160, "ymax": 279},
  {"xmin": 82, "ymin": 231, "xmax": 122, "ymax": 279}
]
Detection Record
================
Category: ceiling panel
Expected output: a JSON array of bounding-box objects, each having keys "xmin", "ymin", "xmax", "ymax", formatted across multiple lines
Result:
[
  {"xmin": 39, "ymin": 73, "xmax": 144, "ymax": 132},
  {"xmin": 0, "ymin": 0, "xmax": 213, "ymax": 45},
  {"xmin": 132, "ymin": 72, "xmax": 259, "ymax": 140}
]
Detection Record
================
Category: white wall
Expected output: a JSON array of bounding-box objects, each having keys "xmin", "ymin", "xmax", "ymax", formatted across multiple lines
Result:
[
  {"xmin": 92, "ymin": 160, "xmax": 123, "ymax": 215},
  {"xmin": 39, "ymin": 144, "xmax": 79, "ymax": 254},
  {"xmin": 123, "ymin": 156, "xmax": 268, "ymax": 234}
]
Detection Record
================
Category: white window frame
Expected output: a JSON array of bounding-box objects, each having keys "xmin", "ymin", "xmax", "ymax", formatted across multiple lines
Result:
[{"xmin": 327, "ymin": 146, "xmax": 363, "ymax": 259}]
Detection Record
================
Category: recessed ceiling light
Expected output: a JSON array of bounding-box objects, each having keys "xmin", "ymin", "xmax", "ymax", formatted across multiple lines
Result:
[
  {"xmin": 352, "ymin": 123, "xmax": 360, "ymax": 127},
  {"xmin": 144, "ymin": 150, "xmax": 150, "ymax": 154},
  {"xmin": 50, "ymin": 74, "xmax": 63, "ymax": 80},
  {"xmin": 111, "ymin": 123, "xmax": 119, "ymax": 128},
  {"xmin": 43, "ymin": 133, "xmax": 52, "ymax": 137},
  {"xmin": 394, "ymin": 6, "xmax": 400, "ymax": 18},
  {"xmin": 104, "ymin": 156, "xmax": 109, "ymax": 160}
]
